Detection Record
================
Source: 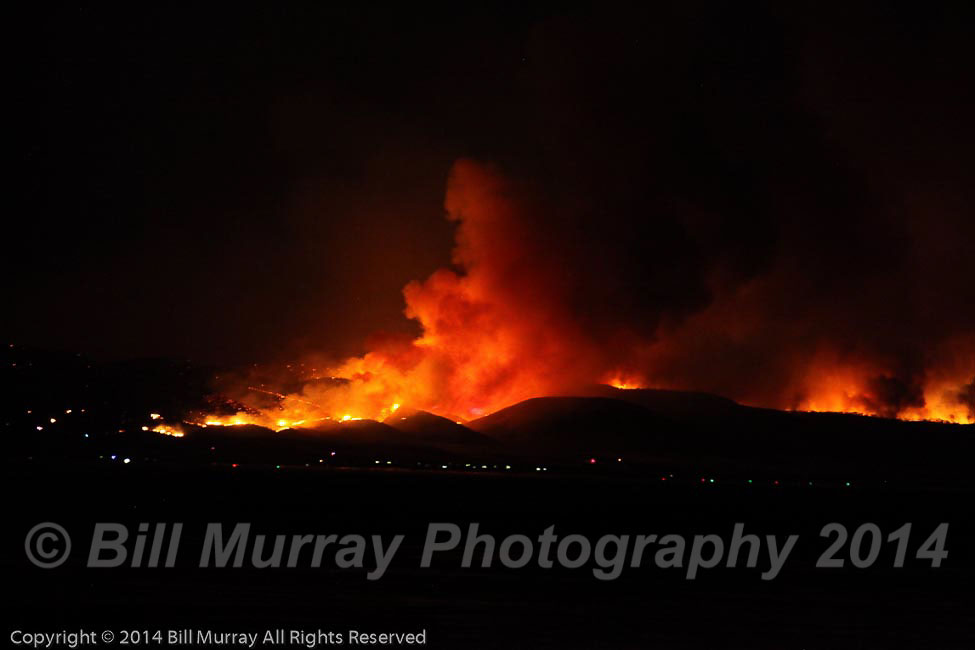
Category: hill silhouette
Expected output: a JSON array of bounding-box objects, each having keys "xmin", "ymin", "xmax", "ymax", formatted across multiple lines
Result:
[
  {"xmin": 468, "ymin": 396, "xmax": 676, "ymax": 461},
  {"xmin": 384, "ymin": 409, "xmax": 499, "ymax": 453}
]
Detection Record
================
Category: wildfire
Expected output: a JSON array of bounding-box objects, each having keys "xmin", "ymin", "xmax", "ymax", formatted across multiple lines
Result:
[
  {"xmin": 604, "ymin": 372, "xmax": 646, "ymax": 391},
  {"xmin": 789, "ymin": 343, "xmax": 975, "ymax": 423},
  {"xmin": 173, "ymin": 160, "xmax": 972, "ymax": 428},
  {"xmin": 152, "ymin": 424, "xmax": 185, "ymax": 438}
]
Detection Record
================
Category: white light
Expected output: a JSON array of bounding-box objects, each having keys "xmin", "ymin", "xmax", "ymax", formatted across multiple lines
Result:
[{"xmin": 123, "ymin": 458, "xmax": 131, "ymax": 464}]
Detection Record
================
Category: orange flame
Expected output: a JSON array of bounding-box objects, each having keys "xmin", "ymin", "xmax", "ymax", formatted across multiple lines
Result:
[{"xmin": 186, "ymin": 160, "xmax": 972, "ymax": 427}]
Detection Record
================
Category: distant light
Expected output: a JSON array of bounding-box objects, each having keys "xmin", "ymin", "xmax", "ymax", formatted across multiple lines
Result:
[
  {"xmin": 773, "ymin": 480, "xmax": 780, "ymax": 486},
  {"xmin": 50, "ymin": 418, "xmax": 56, "ymax": 424},
  {"xmin": 232, "ymin": 463, "xmax": 238, "ymax": 468},
  {"xmin": 65, "ymin": 409, "xmax": 72, "ymax": 414},
  {"xmin": 123, "ymin": 458, "xmax": 131, "ymax": 464},
  {"xmin": 319, "ymin": 459, "xmax": 323, "ymax": 463},
  {"xmin": 141, "ymin": 426, "xmax": 149, "ymax": 431},
  {"xmin": 442, "ymin": 465, "xmax": 448, "ymax": 469},
  {"xmin": 661, "ymin": 477, "xmax": 667, "ymax": 481},
  {"xmin": 375, "ymin": 460, "xmax": 380, "ymax": 464},
  {"xmin": 747, "ymin": 479, "xmax": 753, "ymax": 484},
  {"xmin": 505, "ymin": 465, "xmax": 511, "ymax": 470},
  {"xmin": 275, "ymin": 465, "xmax": 281, "ymax": 469},
  {"xmin": 535, "ymin": 467, "xmax": 541, "ymax": 471},
  {"xmin": 149, "ymin": 413, "xmax": 161, "ymax": 420},
  {"xmin": 342, "ymin": 415, "xmax": 351, "ymax": 421},
  {"xmin": 330, "ymin": 451, "xmax": 336, "ymax": 456},
  {"xmin": 83, "ymin": 434, "xmax": 89, "ymax": 438},
  {"xmin": 110, "ymin": 455, "xmax": 117, "ymax": 460},
  {"xmin": 617, "ymin": 458, "xmax": 622, "ymax": 462},
  {"xmin": 845, "ymin": 481, "xmax": 851, "ymax": 487},
  {"xmin": 589, "ymin": 458, "xmax": 596, "ymax": 464},
  {"xmin": 709, "ymin": 478, "xmax": 715, "ymax": 483},
  {"xmin": 386, "ymin": 461, "xmax": 392, "ymax": 465},
  {"xmin": 700, "ymin": 477, "xmax": 706, "ymax": 483},
  {"xmin": 36, "ymin": 426, "xmax": 43, "ymax": 431}
]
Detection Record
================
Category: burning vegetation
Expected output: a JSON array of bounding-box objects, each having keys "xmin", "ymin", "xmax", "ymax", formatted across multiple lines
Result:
[{"xmin": 174, "ymin": 160, "xmax": 972, "ymax": 428}]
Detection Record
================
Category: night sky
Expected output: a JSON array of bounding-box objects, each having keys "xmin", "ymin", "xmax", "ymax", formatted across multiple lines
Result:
[{"xmin": 8, "ymin": 3, "xmax": 974, "ymax": 386}]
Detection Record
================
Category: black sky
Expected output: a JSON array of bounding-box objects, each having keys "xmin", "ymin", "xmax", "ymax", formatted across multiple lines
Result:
[{"xmin": 7, "ymin": 3, "xmax": 974, "ymax": 370}]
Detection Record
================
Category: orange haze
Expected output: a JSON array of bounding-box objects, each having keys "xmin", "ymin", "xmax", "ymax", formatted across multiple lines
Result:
[{"xmin": 186, "ymin": 160, "xmax": 974, "ymax": 429}]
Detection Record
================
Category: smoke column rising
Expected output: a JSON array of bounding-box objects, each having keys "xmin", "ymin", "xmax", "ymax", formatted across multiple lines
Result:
[{"xmin": 280, "ymin": 158, "xmax": 974, "ymax": 424}]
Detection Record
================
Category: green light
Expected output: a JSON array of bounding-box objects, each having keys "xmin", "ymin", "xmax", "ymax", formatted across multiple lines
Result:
[
  {"xmin": 747, "ymin": 479, "xmax": 752, "ymax": 484},
  {"xmin": 275, "ymin": 465, "xmax": 281, "ymax": 469},
  {"xmin": 845, "ymin": 481, "xmax": 851, "ymax": 487},
  {"xmin": 709, "ymin": 478, "xmax": 715, "ymax": 483}
]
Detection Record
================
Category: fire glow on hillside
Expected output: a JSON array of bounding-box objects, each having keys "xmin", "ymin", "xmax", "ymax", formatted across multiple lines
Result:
[{"xmin": 180, "ymin": 160, "xmax": 973, "ymax": 429}]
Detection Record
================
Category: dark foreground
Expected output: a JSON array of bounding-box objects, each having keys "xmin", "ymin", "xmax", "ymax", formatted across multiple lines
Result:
[{"xmin": 4, "ymin": 461, "xmax": 973, "ymax": 649}]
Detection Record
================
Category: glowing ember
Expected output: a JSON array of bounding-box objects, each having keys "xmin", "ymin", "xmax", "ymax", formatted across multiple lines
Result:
[{"xmin": 152, "ymin": 424, "xmax": 185, "ymax": 438}]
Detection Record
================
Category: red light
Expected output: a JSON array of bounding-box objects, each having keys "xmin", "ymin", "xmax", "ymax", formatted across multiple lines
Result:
[
  {"xmin": 661, "ymin": 477, "xmax": 667, "ymax": 481},
  {"xmin": 773, "ymin": 480, "xmax": 780, "ymax": 486},
  {"xmin": 589, "ymin": 458, "xmax": 596, "ymax": 464},
  {"xmin": 231, "ymin": 463, "xmax": 238, "ymax": 468}
]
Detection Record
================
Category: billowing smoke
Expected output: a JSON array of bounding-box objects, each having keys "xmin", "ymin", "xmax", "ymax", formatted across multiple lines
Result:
[
  {"xmin": 957, "ymin": 378, "xmax": 975, "ymax": 421},
  {"xmin": 232, "ymin": 155, "xmax": 974, "ymax": 425},
  {"xmin": 212, "ymin": 5, "xmax": 975, "ymax": 425},
  {"xmin": 299, "ymin": 159, "xmax": 666, "ymax": 420}
]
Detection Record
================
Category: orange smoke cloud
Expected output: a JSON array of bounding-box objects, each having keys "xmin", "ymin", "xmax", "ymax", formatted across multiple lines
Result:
[
  {"xmin": 200, "ymin": 159, "xmax": 973, "ymax": 427},
  {"xmin": 313, "ymin": 159, "xmax": 626, "ymax": 420}
]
